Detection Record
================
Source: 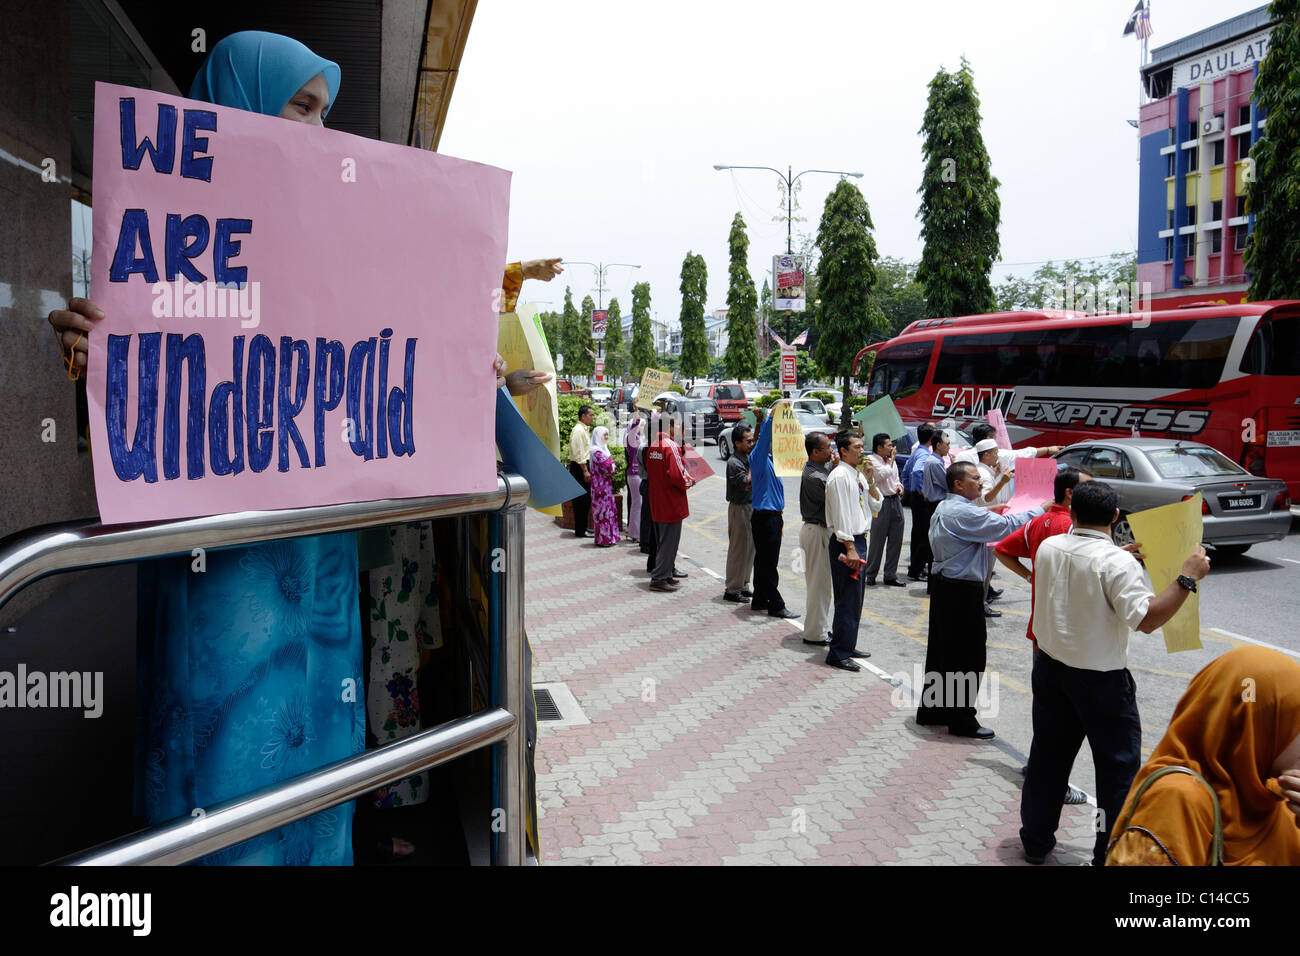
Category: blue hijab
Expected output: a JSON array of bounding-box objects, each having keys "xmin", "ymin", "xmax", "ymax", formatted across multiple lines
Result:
[{"xmin": 189, "ymin": 30, "xmax": 341, "ymax": 118}]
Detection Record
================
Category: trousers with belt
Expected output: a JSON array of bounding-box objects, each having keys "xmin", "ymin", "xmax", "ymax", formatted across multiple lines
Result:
[
  {"xmin": 865, "ymin": 493, "xmax": 904, "ymax": 581},
  {"xmin": 798, "ymin": 522, "xmax": 833, "ymax": 642}
]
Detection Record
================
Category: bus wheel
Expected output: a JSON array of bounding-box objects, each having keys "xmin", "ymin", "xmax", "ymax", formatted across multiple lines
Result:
[
  {"xmin": 1112, "ymin": 512, "xmax": 1135, "ymax": 547},
  {"xmin": 1211, "ymin": 543, "xmax": 1251, "ymax": 557}
]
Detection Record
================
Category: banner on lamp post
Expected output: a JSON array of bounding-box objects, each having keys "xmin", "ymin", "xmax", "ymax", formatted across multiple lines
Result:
[
  {"xmin": 591, "ymin": 309, "xmax": 607, "ymax": 336},
  {"xmin": 772, "ymin": 254, "xmax": 806, "ymax": 312}
]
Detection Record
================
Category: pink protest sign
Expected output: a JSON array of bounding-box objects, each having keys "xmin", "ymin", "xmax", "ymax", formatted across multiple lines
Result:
[
  {"xmin": 987, "ymin": 408, "xmax": 1012, "ymax": 450},
  {"xmin": 1003, "ymin": 457, "xmax": 1059, "ymax": 515},
  {"xmin": 87, "ymin": 83, "xmax": 509, "ymax": 523}
]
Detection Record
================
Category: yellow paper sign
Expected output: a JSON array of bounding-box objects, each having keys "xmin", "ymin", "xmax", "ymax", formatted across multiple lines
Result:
[
  {"xmin": 770, "ymin": 402, "xmax": 806, "ymax": 477},
  {"xmin": 1126, "ymin": 494, "xmax": 1203, "ymax": 653},
  {"xmin": 637, "ymin": 368, "xmax": 674, "ymax": 410},
  {"xmin": 498, "ymin": 306, "xmax": 562, "ymax": 515}
]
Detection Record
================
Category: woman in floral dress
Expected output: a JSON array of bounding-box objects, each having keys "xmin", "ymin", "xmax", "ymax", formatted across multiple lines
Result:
[{"xmin": 589, "ymin": 427, "xmax": 620, "ymax": 547}]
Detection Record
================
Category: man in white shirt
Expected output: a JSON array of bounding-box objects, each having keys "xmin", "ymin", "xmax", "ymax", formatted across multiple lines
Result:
[
  {"xmin": 953, "ymin": 422, "xmax": 1060, "ymax": 471},
  {"xmin": 824, "ymin": 432, "xmax": 880, "ymax": 671},
  {"xmin": 863, "ymin": 433, "xmax": 905, "ymax": 587},
  {"xmin": 1019, "ymin": 480, "xmax": 1210, "ymax": 867}
]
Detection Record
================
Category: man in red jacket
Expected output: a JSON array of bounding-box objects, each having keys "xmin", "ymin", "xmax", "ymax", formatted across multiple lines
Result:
[{"xmin": 646, "ymin": 414, "xmax": 696, "ymax": 592}]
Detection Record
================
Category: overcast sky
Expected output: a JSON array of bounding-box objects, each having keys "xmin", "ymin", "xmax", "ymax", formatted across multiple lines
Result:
[{"xmin": 440, "ymin": 0, "xmax": 1266, "ymax": 326}]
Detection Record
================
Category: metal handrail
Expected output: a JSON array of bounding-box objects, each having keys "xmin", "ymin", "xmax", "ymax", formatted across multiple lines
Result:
[
  {"xmin": 0, "ymin": 475, "xmax": 525, "ymax": 613},
  {"xmin": 57, "ymin": 707, "xmax": 517, "ymax": 866},
  {"xmin": 1, "ymin": 472, "xmax": 532, "ymax": 865}
]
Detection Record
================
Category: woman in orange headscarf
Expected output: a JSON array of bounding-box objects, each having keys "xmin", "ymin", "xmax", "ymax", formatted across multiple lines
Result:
[{"xmin": 1106, "ymin": 646, "xmax": 1300, "ymax": 866}]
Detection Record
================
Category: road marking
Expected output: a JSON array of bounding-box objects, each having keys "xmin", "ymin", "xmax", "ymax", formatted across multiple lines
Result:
[
  {"xmin": 1207, "ymin": 627, "xmax": 1300, "ymax": 660},
  {"xmin": 1281, "ymin": 558, "xmax": 1300, "ymax": 566}
]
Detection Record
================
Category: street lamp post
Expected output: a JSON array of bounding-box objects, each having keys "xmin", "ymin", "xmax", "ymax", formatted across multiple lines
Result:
[
  {"xmin": 712, "ymin": 164, "xmax": 863, "ymax": 254},
  {"xmin": 565, "ymin": 260, "xmax": 641, "ymax": 311}
]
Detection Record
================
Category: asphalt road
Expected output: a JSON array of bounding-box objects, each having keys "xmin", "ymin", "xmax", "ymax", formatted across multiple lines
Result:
[{"xmin": 672, "ymin": 449, "xmax": 1300, "ymax": 801}]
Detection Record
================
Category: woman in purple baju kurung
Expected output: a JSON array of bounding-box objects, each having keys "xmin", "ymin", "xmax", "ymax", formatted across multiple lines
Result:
[{"xmin": 589, "ymin": 426, "xmax": 620, "ymax": 547}]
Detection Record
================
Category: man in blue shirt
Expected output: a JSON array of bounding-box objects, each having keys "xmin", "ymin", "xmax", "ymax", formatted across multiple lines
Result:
[
  {"xmin": 904, "ymin": 423, "xmax": 935, "ymax": 581},
  {"xmin": 916, "ymin": 460, "xmax": 1043, "ymax": 739},
  {"xmin": 749, "ymin": 402, "xmax": 799, "ymax": 619},
  {"xmin": 920, "ymin": 430, "xmax": 951, "ymax": 592}
]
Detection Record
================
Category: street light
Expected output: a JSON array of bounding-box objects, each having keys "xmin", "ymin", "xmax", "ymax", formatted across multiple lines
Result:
[
  {"xmin": 712, "ymin": 164, "xmax": 863, "ymax": 254},
  {"xmin": 565, "ymin": 260, "xmax": 641, "ymax": 310}
]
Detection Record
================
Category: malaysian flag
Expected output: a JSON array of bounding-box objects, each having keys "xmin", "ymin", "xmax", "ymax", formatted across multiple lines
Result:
[
  {"xmin": 1136, "ymin": 4, "xmax": 1153, "ymax": 39},
  {"xmin": 1122, "ymin": 0, "xmax": 1146, "ymax": 36}
]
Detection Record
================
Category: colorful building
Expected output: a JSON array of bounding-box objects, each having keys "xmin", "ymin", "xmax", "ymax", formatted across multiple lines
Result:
[{"xmin": 1137, "ymin": 5, "xmax": 1275, "ymax": 308}]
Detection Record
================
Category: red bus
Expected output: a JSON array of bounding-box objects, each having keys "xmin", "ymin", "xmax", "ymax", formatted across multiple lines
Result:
[{"xmin": 852, "ymin": 301, "xmax": 1300, "ymax": 497}]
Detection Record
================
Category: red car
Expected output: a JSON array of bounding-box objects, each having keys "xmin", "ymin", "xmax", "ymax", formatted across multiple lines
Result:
[{"xmin": 686, "ymin": 382, "xmax": 748, "ymax": 422}]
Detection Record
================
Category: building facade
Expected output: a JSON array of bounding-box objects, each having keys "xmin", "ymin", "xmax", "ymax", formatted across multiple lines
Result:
[{"xmin": 1137, "ymin": 5, "xmax": 1274, "ymax": 307}]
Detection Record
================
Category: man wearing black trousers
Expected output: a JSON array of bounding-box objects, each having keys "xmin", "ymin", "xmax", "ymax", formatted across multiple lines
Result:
[
  {"xmin": 904, "ymin": 423, "xmax": 936, "ymax": 582},
  {"xmin": 567, "ymin": 404, "xmax": 594, "ymax": 537},
  {"xmin": 824, "ymin": 432, "xmax": 880, "ymax": 671},
  {"xmin": 748, "ymin": 401, "xmax": 799, "ymax": 619}
]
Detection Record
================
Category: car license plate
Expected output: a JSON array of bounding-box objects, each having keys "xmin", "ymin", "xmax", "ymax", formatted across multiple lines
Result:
[
  {"xmin": 1267, "ymin": 430, "xmax": 1300, "ymax": 447},
  {"xmin": 1220, "ymin": 495, "xmax": 1260, "ymax": 510}
]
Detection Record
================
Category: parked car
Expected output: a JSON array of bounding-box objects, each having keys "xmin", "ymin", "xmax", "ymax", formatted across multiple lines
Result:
[
  {"xmin": 791, "ymin": 398, "xmax": 828, "ymax": 422},
  {"xmin": 588, "ymin": 386, "xmax": 613, "ymax": 406},
  {"xmin": 556, "ymin": 379, "xmax": 590, "ymax": 398},
  {"xmin": 1053, "ymin": 438, "xmax": 1292, "ymax": 555},
  {"xmin": 686, "ymin": 382, "xmax": 749, "ymax": 421},
  {"xmin": 740, "ymin": 380, "xmax": 767, "ymax": 403},
  {"xmin": 654, "ymin": 395, "xmax": 723, "ymax": 445},
  {"xmin": 609, "ymin": 383, "xmax": 639, "ymax": 410}
]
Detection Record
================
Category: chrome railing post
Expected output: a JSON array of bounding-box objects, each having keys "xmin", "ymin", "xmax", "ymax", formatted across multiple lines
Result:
[{"xmin": 496, "ymin": 475, "xmax": 529, "ymax": 865}]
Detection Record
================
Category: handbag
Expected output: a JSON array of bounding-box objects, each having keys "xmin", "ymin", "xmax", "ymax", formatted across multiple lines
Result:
[{"xmin": 1107, "ymin": 765, "xmax": 1224, "ymax": 866}]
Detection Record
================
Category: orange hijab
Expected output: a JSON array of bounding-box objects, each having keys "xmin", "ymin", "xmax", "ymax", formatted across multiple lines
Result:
[{"xmin": 1112, "ymin": 646, "xmax": 1300, "ymax": 865}]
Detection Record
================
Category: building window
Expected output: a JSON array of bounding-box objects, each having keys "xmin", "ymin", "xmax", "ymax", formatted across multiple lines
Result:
[
  {"xmin": 1236, "ymin": 196, "xmax": 1247, "ymax": 218},
  {"xmin": 1186, "ymin": 204, "xmax": 1197, "ymax": 225},
  {"xmin": 1210, "ymin": 230, "xmax": 1222, "ymax": 254},
  {"xmin": 1187, "ymin": 120, "xmax": 1198, "ymax": 142},
  {"xmin": 1239, "ymin": 104, "xmax": 1251, "ymax": 127},
  {"xmin": 1185, "ymin": 234, "xmax": 1197, "ymax": 259},
  {"xmin": 1235, "ymin": 225, "xmax": 1248, "ymax": 251},
  {"xmin": 1237, "ymin": 133, "xmax": 1251, "ymax": 161},
  {"xmin": 1166, "ymin": 153, "xmax": 1175, "ymax": 177},
  {"xmin": 1166, "ymin": 208, "xmax": 1175, "ymax": 230},
  {"xmin": 1212, "ymin": 139, "xmax": 1225, "ymax": 166},
  {"xmin": 1187, "ymin": 148, "xmax": 1198, "ymax": 173},
  {"xmin": 1166, "ymin": 236, "xmax": 1175, "ymax": 261},
  {"xmin": 1211, "ymin": 199, "xmax": 1222, "ymax": 222}
]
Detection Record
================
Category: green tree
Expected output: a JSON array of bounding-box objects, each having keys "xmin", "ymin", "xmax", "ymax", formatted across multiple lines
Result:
[
  {"xmin": 723, "ymin": 213, "xmax": 759, "ymax": 380},
  {"xmin": 874, "ymin": 258, "xmax": 927, "ymax": 335},
  {"xmin": 994, "ymin": 255, "xmax": 1139, "ymax": 312},
  {"xmin": 916, "ymin": 57, "xmax": 1001, "ymax": 318},
  {"xmin": 814, "ymin": 179, "xmax": 884, "ymax": 409},
  {"xmin": 678, "ymin": 251, "xmax": 710, "ymax": 383},
  {"xmin": 1246, "ymin": 1, "xmax": 1300, "ymax": 298},
  {"xmin": 628, "ymin": 281, "xmax": 656, "ymax": 381},
  {"xmin": 540, "ymin": 310, "xmax": 561, "ymax": 362},
  {"xmin": 759, "ymin": 277, "xmax": 772, "ymax": 356},
  {"xmin": 569, "ymin": 294, "xmax": 596, "ymax": 379},
  {"xmin": 602, "ymin": 297, "xmax": 623, "ymax": 381},
  {"xmin": 559, "ymin": 286, "xmax": 581, "ymax": 375}
]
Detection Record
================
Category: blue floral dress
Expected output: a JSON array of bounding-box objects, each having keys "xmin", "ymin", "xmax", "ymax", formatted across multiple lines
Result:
[{"xmin": 135, "ymin": 533, "xmax": 365, "ymax": 865}]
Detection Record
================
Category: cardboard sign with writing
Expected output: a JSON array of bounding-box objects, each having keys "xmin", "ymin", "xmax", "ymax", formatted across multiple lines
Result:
[
  {"xmin": 1126, "ymin": 494, "xmax": 1204, "ymax": 653},
  {"xmin": 681, "ymin": 444, "xmax": 716, "ymax": 484},
  {"xmin": 852, "ymin": 396, "xmax": 907, "ymax": 442},
  {"xmin": 637, "ymin": 368, "xmax": 674, "ymax": 410},
  {"xmin": 87, "ymin": 83, "xmax": 509, "ymax": 523},
  {"xmin": 1003, "ymin": 456, "xmax": 1057, "ymax": 515},
  {"xmin": 769, "ymin": 402, "xmax": 806, "ymax": 477}
]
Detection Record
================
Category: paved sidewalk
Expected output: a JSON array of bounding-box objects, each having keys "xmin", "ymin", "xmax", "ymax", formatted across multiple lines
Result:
[{"xmin": 525, "ymin": 511, "xmax": 1098, "ymax": 865}]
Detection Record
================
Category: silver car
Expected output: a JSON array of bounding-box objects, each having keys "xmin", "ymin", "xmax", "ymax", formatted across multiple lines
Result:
[{"xmin": 1053, "ymin": 438, "xmax": 1292, "ymax": 555}]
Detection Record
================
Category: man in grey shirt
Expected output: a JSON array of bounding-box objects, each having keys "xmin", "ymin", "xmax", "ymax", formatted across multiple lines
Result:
[
  {"xmin": 723, "ymin": 424, "xmax": 756, "ymax": 601},
  {"xmin": 798, "ymin": 431, "xmax": 836, "ymax": 645}
]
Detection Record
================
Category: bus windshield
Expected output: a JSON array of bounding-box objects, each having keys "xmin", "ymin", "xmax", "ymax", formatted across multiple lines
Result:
[{"xmin": 868, "ymin": 341, "xmax": 933, "ymax": 401}]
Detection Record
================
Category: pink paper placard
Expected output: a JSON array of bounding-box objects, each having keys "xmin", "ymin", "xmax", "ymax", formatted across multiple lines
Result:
[
  {"xmin": 986, "ymin": 408, "xmax": 1012, "ymax": 450},
  {"xmin": 87, "ymin": 83, "xmax": 510, "ymax": 523},
  {"xmin": 1003, "ymin": 456, "xmax": 1058, "ymax": 515}
]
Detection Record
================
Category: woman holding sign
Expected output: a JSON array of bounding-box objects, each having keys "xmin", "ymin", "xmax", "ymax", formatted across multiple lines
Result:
[{"xmin": 47, "ymin": 32, "xmax": 367, "ymax": 866}]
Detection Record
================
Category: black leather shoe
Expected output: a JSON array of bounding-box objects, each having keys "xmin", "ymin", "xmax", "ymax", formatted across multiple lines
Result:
[
  {"xmin": 984, "ymin": 604, "xmax": 1002, "ymax": 618},
  {"xmin": 864, "ymin": 578, "xmax": 877, "ymax": 586},
  {"xmin": 849, "ymin": 649, "xmax": 872, "ymax": 659},
  {"xmin": 768, "ymin": 607, "xmax": 800, "ymax": 619},
  {"xmin": 907, "ymin": 573, "xmax": 928, "ymax": 582},
  {"xmin": 673, "ymin": 568, "xmax": 689, "ymax": 578},
  {"xmin": 739, "ymin": 589, "xmax": 754, "ymax": 598},
  {"xmin": 948, "ymin": 724, "xmax": 995, "ymax": 739},
  {"xmin": 749, "ymin": 602, "xmax": 769, "ymax": 612},
  {"xmin": 649, "ymin": 580, "xmax": 679, "ymax": 592},
  {"xmin": 722, "ymin": 592, "xmax": 747, "ymax": 602},
  {"xmin": 802, "ymin": 637, "xmax": 831, "ymax": 646},
  {"xmin": 827, "ymin": 658, "xmax": 861, "ymax": 672},
  {"xmin": 574, "ymin": 531, "xmax": 589, "ymax": 538},
  {"xmin": 987, "ymin": 587, "xmax": 1003, "ymax": 601},
  {"xmin": 1023, "ymin": 848, "xmax": 1048, "ymax": 865},
  {"xmin": 883, "ymin": 579, "xmax": 906, "ymax": 588}
]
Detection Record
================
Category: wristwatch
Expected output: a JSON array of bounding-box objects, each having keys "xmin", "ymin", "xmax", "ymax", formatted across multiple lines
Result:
[{"xmin": 1176, "ymin": 574, "xmax": 1198, "ymax": 593}]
